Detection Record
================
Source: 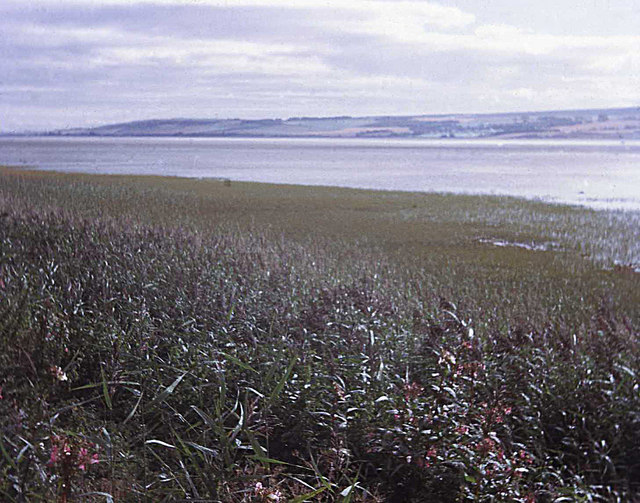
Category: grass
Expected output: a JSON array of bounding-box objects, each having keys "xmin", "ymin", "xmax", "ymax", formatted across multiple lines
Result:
[{"xmin": 0, "ymin": 166, "xmax": 638, "ymax": 502}]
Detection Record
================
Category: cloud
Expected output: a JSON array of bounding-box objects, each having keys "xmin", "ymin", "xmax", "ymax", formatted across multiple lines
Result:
[{"xmin": 0, "ymin": 0, "xmax": 639, "ymax": 131}]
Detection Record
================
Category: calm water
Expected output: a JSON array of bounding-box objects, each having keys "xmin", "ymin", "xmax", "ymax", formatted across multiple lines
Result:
[{"xmin": 2, "ymin": 136, "xmax": 640, "ymax": 210}]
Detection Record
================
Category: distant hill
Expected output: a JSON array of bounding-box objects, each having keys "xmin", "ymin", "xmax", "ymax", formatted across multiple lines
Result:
[{"xmin": 47, "ymin": 107, "xmax": 640, "ymax": 139}]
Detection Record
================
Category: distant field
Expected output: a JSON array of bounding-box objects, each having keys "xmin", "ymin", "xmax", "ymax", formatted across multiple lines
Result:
[
  {"xmin": 47, "ymin": 106, "xmax": 640, "ymax": 139},
  {"xmin": 0, "ymin": 166, "xmax": 638, "ymax": 501}
]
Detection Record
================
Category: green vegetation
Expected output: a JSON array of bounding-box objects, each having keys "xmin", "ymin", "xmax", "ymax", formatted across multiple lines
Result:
[{"xmin": 0, "ymin": 167, "xmax": 638, "ymax": 501}]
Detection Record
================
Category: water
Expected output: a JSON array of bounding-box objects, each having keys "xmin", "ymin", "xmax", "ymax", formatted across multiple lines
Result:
[{"xmin": 1, "ymin": 136, "xmax": 640, "ymax": 210}]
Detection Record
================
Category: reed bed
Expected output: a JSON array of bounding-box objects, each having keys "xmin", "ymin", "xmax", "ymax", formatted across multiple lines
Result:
[{"xmin": 0, "ymin": 167, "xmax": 638, "ymax": 502}]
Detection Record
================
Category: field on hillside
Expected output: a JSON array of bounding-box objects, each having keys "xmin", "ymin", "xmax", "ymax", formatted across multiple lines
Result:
[{"xmin": 0, "ymin": 166, "xmax": 638, "ymax": 502}]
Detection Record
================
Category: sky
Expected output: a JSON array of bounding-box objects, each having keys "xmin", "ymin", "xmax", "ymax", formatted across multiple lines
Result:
[{"xmin": 1, "ymin": 0, "xmax": 639, "ymax": 132}]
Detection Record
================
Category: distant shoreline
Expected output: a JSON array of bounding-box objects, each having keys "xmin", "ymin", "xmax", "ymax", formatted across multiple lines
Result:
[
  {"xmin": 4, "ymin": 105, "xmax": 639, "ymax": 140},
  {"xmin": 2, "ymin": 132, "xmax": 639, "ymax": 141}
]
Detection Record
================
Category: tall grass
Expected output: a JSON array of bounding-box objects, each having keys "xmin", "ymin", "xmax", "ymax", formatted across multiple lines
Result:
[{"xmin": 0, "ymin": 167, "xmax": 638, "ymax": 501}]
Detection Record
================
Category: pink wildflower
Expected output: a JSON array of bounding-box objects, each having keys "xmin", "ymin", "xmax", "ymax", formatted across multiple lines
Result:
[
  {"xmin": 49, "ymin": 435, "xmax": 99, "ymax": 474},
  {"xmin": 49, "ymin": 444, "xmax": 60, "ymax": 465},
  {"xmin": 78, "ymin": 448, "xmax": 89, "ymax": 471},
  {"xmin": 518, "ymin": 450, "xmax": 534, "ymax": 464}
]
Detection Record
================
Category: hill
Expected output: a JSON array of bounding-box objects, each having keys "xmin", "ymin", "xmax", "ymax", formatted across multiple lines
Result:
[{"xmin": 49, "ymin": 107, "xmax": 640, "ymax": 139}]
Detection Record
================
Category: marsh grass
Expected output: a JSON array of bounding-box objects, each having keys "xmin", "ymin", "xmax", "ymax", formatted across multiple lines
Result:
[{"xmin": 0, "ymin": 167, "xmax": 638, "ymax": 501}]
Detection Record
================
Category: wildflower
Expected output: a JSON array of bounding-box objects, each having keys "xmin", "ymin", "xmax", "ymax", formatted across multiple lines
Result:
[
  {"xmin": 50, "ymin": 365, "xmax": 68, "ymax": 382},
  {"xmin": 254, "ymin": 481, "xmax": 282, "ymax": 502},
  {"xmin": 49, "ymin": 444, "xmax": 60, "ymax": 465},
  {"xmin": 267, "ymin": 489, "xmax": 282, "ymax": 502},
  {"xmin": 78, "ymin": 447, "xmax": 98, "ymax": 471},
  {"xmin": 518, "ymin": 450, "xmax": 534, "ymax": 464},
  {"xmin": 49, "ymin": 435, "xmax": 99, "ymax": 474}
]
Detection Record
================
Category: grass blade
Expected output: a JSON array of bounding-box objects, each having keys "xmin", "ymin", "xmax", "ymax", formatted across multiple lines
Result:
[
  {"xmin": 150, "ymin": 372, "xmax": 187, "ymax": 407},
  {"xmin": 268, "ymin": 355, "xmax": 297, "ymax": 405},
  {"xmin": 100, "ymin": 366, "xmax": 112, "ymax": 410}
]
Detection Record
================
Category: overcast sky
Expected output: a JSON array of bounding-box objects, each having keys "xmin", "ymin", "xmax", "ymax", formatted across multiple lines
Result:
[{"xmin": 1, "ymin": 0, "xmax": 639, "ymax": 131}]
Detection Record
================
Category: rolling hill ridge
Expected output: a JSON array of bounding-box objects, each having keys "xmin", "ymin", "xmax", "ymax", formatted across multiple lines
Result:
[{"xmin": 48, "ymin": 106, "xmax": 640, "ymax": 139}]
